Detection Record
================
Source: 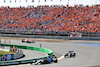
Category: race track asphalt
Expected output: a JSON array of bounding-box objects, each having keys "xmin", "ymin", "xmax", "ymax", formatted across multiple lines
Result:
[{"xmin": 1, "ymin": 39, "xmax": 100, "ymax": 67}]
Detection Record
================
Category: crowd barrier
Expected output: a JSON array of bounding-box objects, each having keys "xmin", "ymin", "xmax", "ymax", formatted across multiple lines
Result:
[
  {"xmin": 0, "ymin": 43, "xmax": 53, "ymax": 66},
  {"xmin": 0, "ymin": 34, "xmax": 100, "ymax": 40}
]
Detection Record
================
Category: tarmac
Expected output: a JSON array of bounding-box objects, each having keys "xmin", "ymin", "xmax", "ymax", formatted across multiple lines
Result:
[{"xmin": 1, "ymin": 39, "xmax": 100, "ymax": 67}]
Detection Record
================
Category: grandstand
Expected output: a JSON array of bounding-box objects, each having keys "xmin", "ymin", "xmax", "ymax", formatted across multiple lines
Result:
[{"xmin": 0, "ymin": 0, "xmax": 100, "ymax": 37}]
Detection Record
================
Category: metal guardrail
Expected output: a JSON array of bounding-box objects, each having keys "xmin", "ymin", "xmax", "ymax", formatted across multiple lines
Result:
[
  {"xmin": 0, "ymin": 29, "xmax": 100, "ymax": 37},
  {"xmin": 0, "ymin": 34, "xmax": 100, "ymax": 40}
]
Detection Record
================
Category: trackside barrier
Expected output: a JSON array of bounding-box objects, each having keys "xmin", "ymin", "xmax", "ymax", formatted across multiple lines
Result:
[
  {"xmin": 0, "ymin": 34, "xmax": 100, "ymax": 40},
  {"xmin": 0, "ymin": 43, "xmax": 53, "ymax": 66}
]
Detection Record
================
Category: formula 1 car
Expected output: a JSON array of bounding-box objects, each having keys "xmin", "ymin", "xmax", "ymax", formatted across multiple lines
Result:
[
  {"xmin": 34, "ymin": 58, "xmax": 51, "ymax": 65},
  {"xmin": 33, "ymin": 55, "xmax": 58, "ymax": 65},
  {"xmin": 64, "ymin": 51, "xmax": 76, "ymax": 58},
  {"xmin": 22, "ymin": 39, "xmax": 35, "ymax": 43},
  {"xmin": 51, "ymin": 55, "xmax": 58, "ymax": 63}
]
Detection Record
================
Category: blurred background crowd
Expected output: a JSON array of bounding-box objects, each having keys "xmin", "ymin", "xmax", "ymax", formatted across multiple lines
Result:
[{"xmin": 0, "ymin": 5, "xmax": 100, "ymax": 36}]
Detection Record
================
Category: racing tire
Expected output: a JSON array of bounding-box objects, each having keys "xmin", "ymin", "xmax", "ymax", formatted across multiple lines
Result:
[
  {"xmin": 64, "ymin": 55, "xmax": 67, "ymax": 58},
  {"xmin": 73, "ymin": 53, "xmax": 76, "ymax": 57},
  {"xmin": 27, "ymin": 41, "xmax": 31, "ymax": 43},
  {"xmin": 32, "ymin": 41, "xmax": 35, "ymax": 43},
  {"xmin": 22, "ymin": 39, "xmax": 25, "ymax": 42},
  {"xmin": 54, "ymin": 59, "xmax": 58, "ymax": 63},
  {"xmin": 64, "ymin": 54, "xmax": 68, "ymax": 58},
  {"xmin": 22, "ymin": 40, "xmax": 25, "ymax": 42},
  {"xmin": 70, "ymin": 54, "xmax": 72, "ymax": 57}
]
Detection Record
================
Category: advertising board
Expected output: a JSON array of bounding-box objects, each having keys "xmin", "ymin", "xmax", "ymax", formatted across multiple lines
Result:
[
  {"xmin": 0, "ymin": 62, "xmax": 19, "ymax": 66},
  {"xmin": 0, "ymin": 60, "xmax": 33, "ymax": 66},
  {"xmin": 1, "ymin": 54, "xmax": 14, "ymax": 61}
]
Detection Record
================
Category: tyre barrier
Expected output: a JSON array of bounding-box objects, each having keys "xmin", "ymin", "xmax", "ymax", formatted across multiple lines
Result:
[{"xmin": 0, "ymin": 44, "xmax": 53, "ymax": 66}]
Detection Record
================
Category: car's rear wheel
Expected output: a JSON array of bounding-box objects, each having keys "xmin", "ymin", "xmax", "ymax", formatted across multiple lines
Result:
[
  {"xmin": 64, "ymin": 53, "xmax": 68, "ymax": 58},
  {"xmin": 73, "ymin": 53, "xmax": 76, "ymax": 57},
  {"xmin": 54, "ymin": 59, "xmax": 58, "ymax": 63}
]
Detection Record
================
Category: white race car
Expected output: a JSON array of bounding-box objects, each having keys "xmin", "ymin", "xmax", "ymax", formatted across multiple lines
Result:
[{"xmin": 64, "ymin": 51, "xmax": 76, "ymax": 58}]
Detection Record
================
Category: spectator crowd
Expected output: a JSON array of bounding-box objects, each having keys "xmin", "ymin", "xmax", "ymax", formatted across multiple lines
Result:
[{"xmin": 0, "ymin": 5, "xmax": 100, "ymax": 34}]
